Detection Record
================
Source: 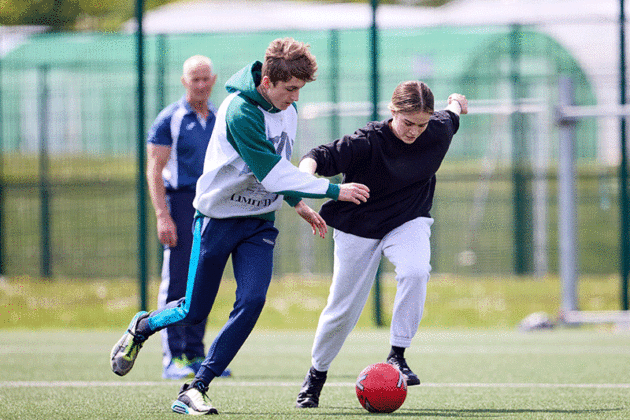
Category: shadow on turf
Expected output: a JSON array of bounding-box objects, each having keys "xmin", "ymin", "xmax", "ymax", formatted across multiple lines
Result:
[
  {"xmin": 372, "ymin": 408, "xmax": 623, "ymax": 417},
  {"xmin": 218, "ymin": 407, "xmax": 624, "ymax": 417}
]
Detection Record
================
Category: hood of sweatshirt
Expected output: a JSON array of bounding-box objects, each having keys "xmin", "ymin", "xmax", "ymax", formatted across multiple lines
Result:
[{"xmin": 225, "ymin": 61, "xmax": 281, "ymax": 113}]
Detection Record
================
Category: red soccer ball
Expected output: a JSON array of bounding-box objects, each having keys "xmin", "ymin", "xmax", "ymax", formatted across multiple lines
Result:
[{"xmin": 355, "ymin": 362, "xmax": 407, "ymax": 413}]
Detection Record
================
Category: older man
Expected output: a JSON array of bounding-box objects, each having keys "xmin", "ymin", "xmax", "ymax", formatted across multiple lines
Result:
[{"xmin": 146, "ymin": 55, "xmax": 218, "ymax": 380}]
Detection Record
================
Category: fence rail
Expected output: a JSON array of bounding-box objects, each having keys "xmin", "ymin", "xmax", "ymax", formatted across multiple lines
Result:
[{"xmin": 0, "ymin": 23, "xmax": 625, "ymax": 281}]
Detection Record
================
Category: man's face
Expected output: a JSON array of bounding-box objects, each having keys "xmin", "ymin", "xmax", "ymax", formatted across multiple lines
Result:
[
  {"xmin": 262, "ymin": 76, "xmax": 306, "ymax": 111},
  {"xmin": 182, "ymin": 63, "xmax": 217, "ymax": 103},
  {"xmin": 390, "ymin": 110, "xmax": 432, "ymax": 144}
]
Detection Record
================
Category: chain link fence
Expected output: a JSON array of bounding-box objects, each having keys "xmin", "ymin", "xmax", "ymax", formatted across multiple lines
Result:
[{"xmin": 0, "ymin": 22, "xmax": 623, "ymax": 279}]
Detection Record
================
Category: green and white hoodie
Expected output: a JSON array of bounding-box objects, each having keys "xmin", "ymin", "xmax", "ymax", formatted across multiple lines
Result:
[{"xmin": 193, "ymin": 61, "xmax": 340, "ymax": 221}]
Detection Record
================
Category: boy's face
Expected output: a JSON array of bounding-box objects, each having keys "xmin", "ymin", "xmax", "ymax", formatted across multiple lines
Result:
[{"xmin": 261, "ymin": 76, "xmax": 306, "ymax": 110}]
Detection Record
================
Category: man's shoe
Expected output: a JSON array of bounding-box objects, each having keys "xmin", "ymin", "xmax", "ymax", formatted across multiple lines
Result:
[
  {"xmin": 386, "ymin": 354, "xmax": 420, "ymax": 386},
  {"xmin": 163, "ymin": 357, "xmax": 196, "ymax": 380},
  {"xmin": 110, "ymin": 311, "xmax": 149, "ymax": 376},
  {"xmin": 295, "ymin": 367, "xmax": 327, "ymax": 408},
  {"xmin": 188, "ymin": 357, "xmax": 204, "ymax": 374},
  {"xmin": 171, "ymin": 380, "xmax": 219, "ymax": 415}
]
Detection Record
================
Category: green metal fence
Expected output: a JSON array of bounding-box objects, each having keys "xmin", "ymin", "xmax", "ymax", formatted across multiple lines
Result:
[{"xmin": 0, "ymin": 24, "xmax": 620, "ymax": 280}]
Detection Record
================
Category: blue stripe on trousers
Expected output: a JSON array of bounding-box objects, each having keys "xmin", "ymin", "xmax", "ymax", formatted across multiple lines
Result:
[{"xmin": 160, "ymin": 190, "xmax": 206, "ymax": 361}]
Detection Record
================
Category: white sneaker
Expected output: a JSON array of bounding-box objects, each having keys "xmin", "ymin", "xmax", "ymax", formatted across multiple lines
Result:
[
  {"xmin": 171, "ymin": 380, "xmax": 219, "ymax": 415},
  {"xmin": 110, "ymin": 311, "xmax": 148, "ymax": 376}
]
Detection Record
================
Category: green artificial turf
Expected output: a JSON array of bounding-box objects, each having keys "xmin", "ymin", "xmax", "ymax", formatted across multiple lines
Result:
[{"xmin": 1, "ymin": 329, "xmax": 629, "ymax": 419}]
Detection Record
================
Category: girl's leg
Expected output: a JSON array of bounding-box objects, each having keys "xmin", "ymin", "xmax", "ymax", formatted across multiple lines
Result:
[
  {"xmin": 382, "ymin": 217, "xmax": 433, "ymax": 348},
  {"xmin": 311, "ymin": 229, "xmax": 383, "ymax": 372}
]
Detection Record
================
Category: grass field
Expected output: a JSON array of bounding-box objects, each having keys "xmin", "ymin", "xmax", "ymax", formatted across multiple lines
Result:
[
  {"xmin": 1, "ymin": 275, "xmax": 630, "ymax": 419},
  {"xmin": 1, "ymin": 329, "xmax": 629, "ymax": 419},
  {"xmin": 0, "ymin": 274, "xmax": 625, "ymax": 330}
]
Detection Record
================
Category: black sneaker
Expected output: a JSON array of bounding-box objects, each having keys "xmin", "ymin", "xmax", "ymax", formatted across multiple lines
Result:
[
  {"xmin": 386, "ymin": 354, "xmax": 420, "ymax": 386},
  {"xmin": 295, "ymin": 367, "xmax": 327, "ymax": 408}
]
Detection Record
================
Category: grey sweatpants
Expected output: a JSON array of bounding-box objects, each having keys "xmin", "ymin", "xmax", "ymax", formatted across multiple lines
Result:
[{"xmin": 311, "ymin": 217, "xmax": 433, "ymax": 372}]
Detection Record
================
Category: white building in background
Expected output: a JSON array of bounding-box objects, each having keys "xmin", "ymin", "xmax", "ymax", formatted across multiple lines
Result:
[
  {"xmin": 0, "ymin": 25, "xmax": 48, "ymax": 57},
  {"xmin": 125, "ymin": 0, "xmax": 623, "ymax": 165}
]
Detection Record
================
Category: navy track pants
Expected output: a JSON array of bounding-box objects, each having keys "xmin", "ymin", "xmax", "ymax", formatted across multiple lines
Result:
[{"xmin": 148, "ymin": 215, "xmax": 279, "ymax": 383}]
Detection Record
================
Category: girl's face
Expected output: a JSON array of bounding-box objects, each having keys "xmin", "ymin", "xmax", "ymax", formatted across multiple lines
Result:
[{"xmin": 389, "ymin": 110, "xmax": 432, "ymax": 144}]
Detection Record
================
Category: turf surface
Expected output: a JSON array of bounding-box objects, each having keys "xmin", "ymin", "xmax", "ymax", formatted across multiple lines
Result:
[{"xmin": 1, "ymin": 328, "xmax": 629, "ymax": 419}]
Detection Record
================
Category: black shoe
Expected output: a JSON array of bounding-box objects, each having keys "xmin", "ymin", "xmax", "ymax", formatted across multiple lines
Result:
[
  {"xmin": 295, "ymin": 367, "xmax": 327, "ymax": 408},
  {"xmin": 386, "ymin": 354, "xmax": 421, "ymax": 386}
]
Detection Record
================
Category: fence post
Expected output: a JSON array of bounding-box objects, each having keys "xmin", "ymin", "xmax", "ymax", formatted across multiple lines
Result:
[
  {"xmin": 136, "ymin": 0, "xmax": 148, "ymax": 311},
  {"xmin": 557, "ymin": 76, "xmax": 578, "ymax": 312},
  {"xmin": 510, "ymin": 24, "xmax": 532, "ymax": 276},
  {"xmin": 329, "ymin": 29, "xmax": 340, "ymax": 142},
  {"xmin": 156, "ymin": 34, "xmax": 166, "ymax": 111},
  {"xmin": 619, "ymin": 0, "xmax": 630, "ymax": 310},
  {"xmin": 370, "ymin": 0, "xmax": 383, "ymax": 327},
  {"xmin": 155, "ymin": 33, "xmax": 167, "ymax": 276},
  {"xmin": 38, "ymin": 64, "xmax": 52, "ymax": 279},
  {"xmin": 0, "ymin": 43, "xmax": 3, "ymax": 277},
  {"xmin": 328, "ymin": 29, "xmax": 340, "ymax": 274}
]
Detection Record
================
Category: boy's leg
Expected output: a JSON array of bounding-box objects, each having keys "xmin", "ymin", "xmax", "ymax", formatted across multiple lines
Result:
[
  {"xmin": 158, "ymin": 246, "xmax": 195, "ymax": 379},
  {"xmin": 171, "ymin": 218, "xmax": 277, "ymax": 415},
  {"xmin": 158, "ymin": 191, "xmax": 207, "ymax": 378},
  {"xmin": 111, "ymin": 216, "xmax": 228, "ymax": 376},
  {"xmin": 194, "ymin": 218, "xmax": 278, "ymax": 385}
]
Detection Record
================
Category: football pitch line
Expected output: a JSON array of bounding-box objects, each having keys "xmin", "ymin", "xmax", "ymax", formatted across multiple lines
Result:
[{"xmin": 2, "ymin": 381, "xmax": 630, "ymax": 389}]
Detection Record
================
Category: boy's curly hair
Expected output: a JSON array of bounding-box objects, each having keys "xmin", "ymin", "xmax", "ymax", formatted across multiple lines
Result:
[{"xmin": 262, "ymin": 37, "xmax": 317, "ymax": 84}]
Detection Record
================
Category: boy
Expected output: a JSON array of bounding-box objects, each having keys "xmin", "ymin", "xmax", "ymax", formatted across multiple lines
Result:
[{"xmin": 111, "ymin": 37, "xmax": 369, "ymax": 415}]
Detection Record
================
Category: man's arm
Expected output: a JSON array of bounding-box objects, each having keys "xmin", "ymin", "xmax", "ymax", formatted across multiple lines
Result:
[{"xmin": 147, "ymin": 143, "xmax": 178, "ymax": 247}]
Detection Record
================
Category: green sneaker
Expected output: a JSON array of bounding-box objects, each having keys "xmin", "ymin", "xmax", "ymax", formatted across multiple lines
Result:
[
  {"xmin": 163, "ymin": 356, "xmax": 195, "ymax": 380},
  {"xmin": 171, "ymin": 380, "xmax": 219, "ymax": 415},
  {"xmin": 110, "ymin": 311, "xmax": 149, "ymax": 376}
]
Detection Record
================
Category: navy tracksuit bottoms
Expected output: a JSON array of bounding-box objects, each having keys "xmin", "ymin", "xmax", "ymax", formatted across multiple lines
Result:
[{"xmin": 148, "ymin": 215, "xmax": 279, "ymax": 384}]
